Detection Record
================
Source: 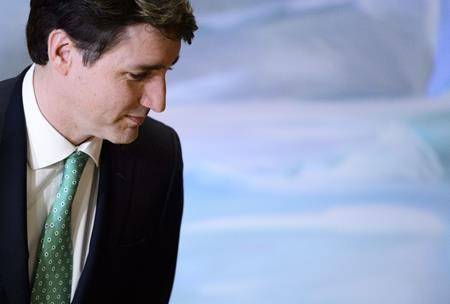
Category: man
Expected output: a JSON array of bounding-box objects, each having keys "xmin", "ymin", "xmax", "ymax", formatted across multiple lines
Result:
[{"xmin": 0, "ymin": 0, "xmax": 197, "ymax": 303}]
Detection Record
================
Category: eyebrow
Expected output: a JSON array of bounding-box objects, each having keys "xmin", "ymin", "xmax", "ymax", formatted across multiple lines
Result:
[{"xmin": 132, "ymin": 56, "xmax": 180, "ymax": 72}]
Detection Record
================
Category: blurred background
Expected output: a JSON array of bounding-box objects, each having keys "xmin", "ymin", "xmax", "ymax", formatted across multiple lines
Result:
[{"xmin": 1, "ymin": 0, "xmax": 449, "ymax": 303}]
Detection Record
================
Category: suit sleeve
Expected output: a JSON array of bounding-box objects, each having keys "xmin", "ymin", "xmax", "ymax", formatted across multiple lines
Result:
[{"xmin": 155, "ymin": 129, "xmax": 184, "ymax": 303}]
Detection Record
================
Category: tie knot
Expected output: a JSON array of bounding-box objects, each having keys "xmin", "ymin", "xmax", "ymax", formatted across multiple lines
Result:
[
  {"xmin": 64, "ymin": 151, "xmax": 89, "ymax": 178},
  {"xmin": 66, "ymin": 150, "xmax": 89, "ymax": 165}
]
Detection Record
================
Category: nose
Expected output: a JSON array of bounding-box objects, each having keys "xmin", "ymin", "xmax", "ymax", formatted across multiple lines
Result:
[{"xmin": 140, "ymin": 74, "xmax": 166, "ymax": 112}]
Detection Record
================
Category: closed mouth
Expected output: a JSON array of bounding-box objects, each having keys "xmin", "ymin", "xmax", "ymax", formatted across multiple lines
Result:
[{"xmin": 125, "ymin": 115, "xmax": 145, "ymax": 126}]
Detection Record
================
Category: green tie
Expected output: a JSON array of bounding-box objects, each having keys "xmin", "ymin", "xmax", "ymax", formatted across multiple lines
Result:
[{"xmin": 31, "ymin": 151, "xmax": 89, "ymax": 304}]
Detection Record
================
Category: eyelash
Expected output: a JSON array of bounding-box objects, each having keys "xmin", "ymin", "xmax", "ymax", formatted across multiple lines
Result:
[
  {"xmin": 128, "ymin": 68, "xmax": 173, "ymax": 81},
  {"xmin": 128, "ymin": 73, "xmax": 147, "ymax": 81}
]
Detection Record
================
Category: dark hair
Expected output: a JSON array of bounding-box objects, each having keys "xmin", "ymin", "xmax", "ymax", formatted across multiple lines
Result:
[{"xmin": 26, "ymin": 0, "xmax": 198, "ymax": 66}]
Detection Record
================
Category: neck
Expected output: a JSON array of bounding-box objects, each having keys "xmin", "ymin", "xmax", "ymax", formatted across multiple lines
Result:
[{"xmin": 33, "ymin": 65, "xmax": 90, "ymax": 146}]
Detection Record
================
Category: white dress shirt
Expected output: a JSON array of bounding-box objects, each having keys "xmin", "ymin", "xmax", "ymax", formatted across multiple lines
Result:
[{"xmin": 22, "ymin": 64, "xmax": 103, "ymax": 300}]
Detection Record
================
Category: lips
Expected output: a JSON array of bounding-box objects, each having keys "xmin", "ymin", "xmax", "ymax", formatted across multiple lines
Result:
[{"xmin": 125, "ymin": 115, "xmax": 146, "ymax": 126}]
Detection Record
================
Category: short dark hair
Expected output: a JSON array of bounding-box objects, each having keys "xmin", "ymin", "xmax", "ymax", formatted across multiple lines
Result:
[{"xmin": 26, "ymin": 0, "xmax": 198, "ymax": 66}]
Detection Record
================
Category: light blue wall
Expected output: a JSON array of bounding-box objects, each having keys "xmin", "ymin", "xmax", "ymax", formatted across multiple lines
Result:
[
  {"xmin": 428, "ymin": 0, "xmax": 450, "ymax": 96},
  {"xmin": 1, "ymin": 1, "xmax": 449, "ymax": 303},
  {"xmin": 0, "ymin": 0, "xmax": 30, "ymax": 79}
]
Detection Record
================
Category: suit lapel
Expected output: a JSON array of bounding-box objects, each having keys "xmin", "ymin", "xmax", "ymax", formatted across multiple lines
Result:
[
  {"xmin": 71, "ymin": 143, "xmax": 111, "ymax": 303},
  {"xmin": 72, "ymin": 143, "xmax": 136, "ymax": 303},
  {"xmin": 0, "ymin": 72, "xmax": 30, "ymax": 304}
]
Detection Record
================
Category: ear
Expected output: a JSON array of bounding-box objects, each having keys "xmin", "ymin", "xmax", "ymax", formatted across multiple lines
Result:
[{"xmin": 47, "ymin": 29, "xmax": 78, "ymax": 76}]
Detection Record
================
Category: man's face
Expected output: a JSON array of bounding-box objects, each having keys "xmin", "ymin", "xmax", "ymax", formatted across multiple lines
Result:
[{"xmin": 67, "ymin": 23, "xmax": 181, "ymax": 144}]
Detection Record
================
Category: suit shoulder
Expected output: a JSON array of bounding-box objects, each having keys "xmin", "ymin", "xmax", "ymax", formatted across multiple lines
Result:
[
  {"xmin": 127, "ymin": 117, "xmax": 181, "ymax": 160},
  {"xmin": 0, "ymin": 77, "xmax": 17, "ymax": 91},
  {"xmin": 0, "ymin": 76, "xmax": 22, "ymax": 142},
  {"xmin": 0, "ymin": 67, "xmax": 30, "ymax": 117},
  {"xmin": 0, "ymin": 77, "xmax": 18, "ymax": 114},
  {"xmin": 140, "ymin": 117, "xmax": 179, "ymax": 142}
]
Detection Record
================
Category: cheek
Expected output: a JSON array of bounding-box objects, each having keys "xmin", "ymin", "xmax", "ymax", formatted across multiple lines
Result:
[
  {"xmin": 98, "ymin": 85, "xmax": 139, "ymax": 118},
  {"xmin": 76, "ymin": 73, "xmax": 140, "ymax": 119},
  {"xmin": 114, "ymin": 82, "xmax": 141, "ymax": 109}
]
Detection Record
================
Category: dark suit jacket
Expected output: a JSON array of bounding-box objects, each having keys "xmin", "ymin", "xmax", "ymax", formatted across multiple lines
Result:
[{"xmin": 0, "ymin": 67, "xmax": 184, "ymax": 303}]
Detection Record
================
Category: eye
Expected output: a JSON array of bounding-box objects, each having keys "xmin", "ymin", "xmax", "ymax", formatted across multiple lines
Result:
[{"xmin": 127, "ymin": 72, "xmax": 147, "ymax": 81}]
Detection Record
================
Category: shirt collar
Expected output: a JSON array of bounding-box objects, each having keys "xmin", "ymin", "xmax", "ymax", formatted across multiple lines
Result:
[{"xmin": 22, "ymin": 64, "xmax": 103, "ymax": 170}]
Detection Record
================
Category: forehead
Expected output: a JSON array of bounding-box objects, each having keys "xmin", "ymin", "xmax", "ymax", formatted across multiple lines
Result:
[{"xmin": 105, "ymin": 23, "xmax": 181, "ymax": 67}]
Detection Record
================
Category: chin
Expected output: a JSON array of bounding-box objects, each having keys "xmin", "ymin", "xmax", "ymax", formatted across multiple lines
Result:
[{"xmin": 105, "ymin": 128, "xmax": 139, "ymax": 144}]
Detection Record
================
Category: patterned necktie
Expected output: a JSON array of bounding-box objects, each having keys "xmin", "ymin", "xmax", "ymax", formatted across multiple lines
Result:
[{"xmin": 31, "ymin": 151, "xmax": 89, "ymax": 304}]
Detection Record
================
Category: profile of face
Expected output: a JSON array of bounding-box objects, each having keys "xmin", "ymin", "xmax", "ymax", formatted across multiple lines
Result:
[{"xmin": 53, "ymin": 23, "xmax": 181, "ymax": 144}]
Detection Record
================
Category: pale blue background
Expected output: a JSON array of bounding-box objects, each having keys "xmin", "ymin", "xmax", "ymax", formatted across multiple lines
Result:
[{"xmin": 1, "ymin": 1, "xmax": 449, "ymax": 303}]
